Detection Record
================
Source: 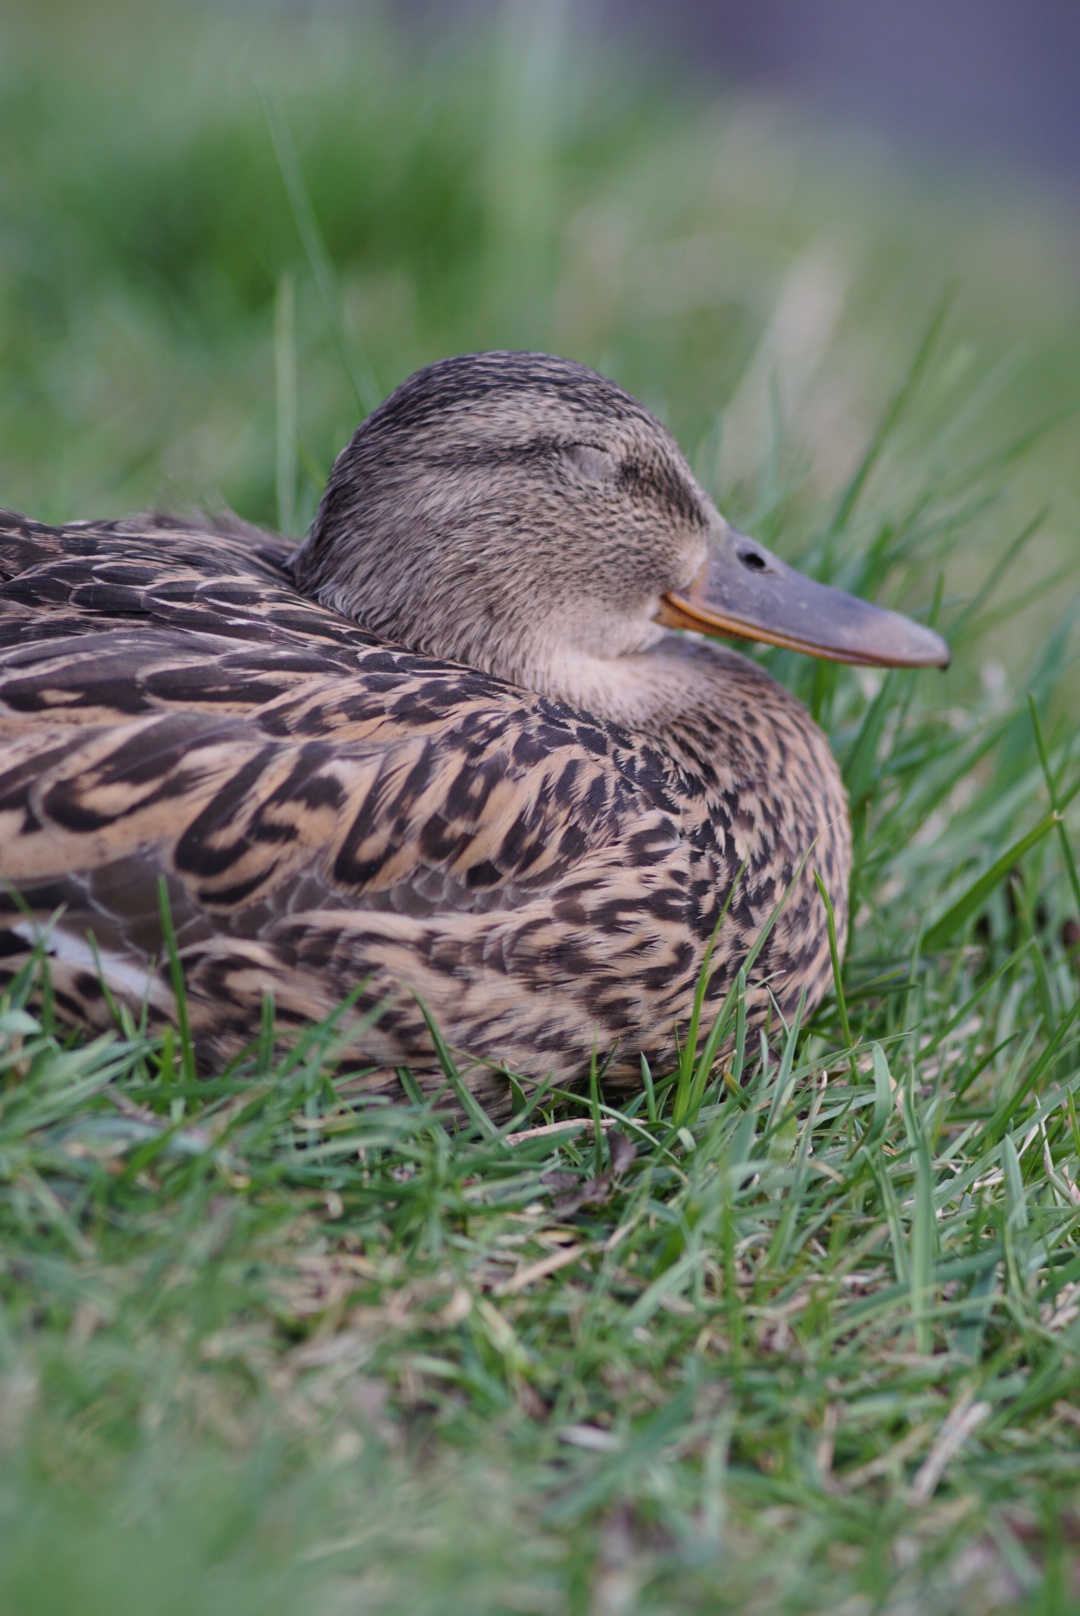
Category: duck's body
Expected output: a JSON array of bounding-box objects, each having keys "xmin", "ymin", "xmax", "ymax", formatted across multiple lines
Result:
[{"xmin": 0, "ymin": 354, "xmax": 945, "ymax": 1107}]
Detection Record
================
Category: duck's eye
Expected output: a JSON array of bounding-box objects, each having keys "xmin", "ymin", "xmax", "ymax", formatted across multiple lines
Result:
[
  {"xmin": 739, "ymin": 550, "xmax": 768, "ymax": 573},
  {"xmin": 563, "ymin": 443, "xmax": 617, "ymax": 482}
]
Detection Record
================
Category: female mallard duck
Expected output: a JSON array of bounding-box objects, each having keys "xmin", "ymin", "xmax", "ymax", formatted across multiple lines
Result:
[{"xmin": 0, "ymin": 352, "xmax": 946, "ymax": 1109}]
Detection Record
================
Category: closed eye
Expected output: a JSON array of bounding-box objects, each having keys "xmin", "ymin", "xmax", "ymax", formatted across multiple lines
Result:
[{"xmin": 563, "ymin": 443, "xmax": 617, "ymax": 482}]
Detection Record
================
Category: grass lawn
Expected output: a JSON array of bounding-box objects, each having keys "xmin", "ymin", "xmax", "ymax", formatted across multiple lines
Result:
[{"xmin": 1, "ymin": 4, "xmax": 1079, "ymax": 1611}]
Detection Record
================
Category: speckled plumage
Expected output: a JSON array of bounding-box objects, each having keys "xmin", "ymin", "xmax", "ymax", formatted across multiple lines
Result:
[{"xmin": 0, "ymin": 354, "xmax": 851, "ymax": 1111}]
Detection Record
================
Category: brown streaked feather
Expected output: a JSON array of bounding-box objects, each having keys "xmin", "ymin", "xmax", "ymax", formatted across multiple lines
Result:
[
  {"xmin": 0, "ymin": 509, "xmax": 847, "ymax": 1107},
  {"xmin": 0, "ymin": 359, "xmax": 855, "ymax": 1112}
]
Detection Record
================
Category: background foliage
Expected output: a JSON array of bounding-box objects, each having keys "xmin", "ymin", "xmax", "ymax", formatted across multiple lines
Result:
[{"xmin": 1, "ymin": 2, "xmax": 1079, "ymax": 1612}]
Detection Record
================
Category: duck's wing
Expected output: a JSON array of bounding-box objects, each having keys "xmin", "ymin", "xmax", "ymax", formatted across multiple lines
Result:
[
  {"xmin": 0, "ymin": 515, "xmax": 706, "ymax": 1095},
  {"xmin": 0, "ymin": 507, "xmax": 374, "ymax": 653}
]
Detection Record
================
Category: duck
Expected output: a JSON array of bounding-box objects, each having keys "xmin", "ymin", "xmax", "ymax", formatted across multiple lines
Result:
[{"xmin": 0, "ymin": 352, "xmax": 947, "ymax": 1112}]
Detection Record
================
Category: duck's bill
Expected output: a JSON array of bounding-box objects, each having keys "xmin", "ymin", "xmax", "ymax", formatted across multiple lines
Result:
[{"xmin": 657, "ymin": 527, "xmax": 950, "ymax": 669}]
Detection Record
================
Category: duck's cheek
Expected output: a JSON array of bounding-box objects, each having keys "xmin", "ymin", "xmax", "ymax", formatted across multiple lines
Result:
[{"xmin": 563, "ymin": 607, "xmax": 670, "ymax": 664}]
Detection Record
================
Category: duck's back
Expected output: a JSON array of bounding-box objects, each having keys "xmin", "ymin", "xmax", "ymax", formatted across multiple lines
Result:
[{"xmin": 0, "ymin": 511, "xmax": 731, "ymax": 1105}]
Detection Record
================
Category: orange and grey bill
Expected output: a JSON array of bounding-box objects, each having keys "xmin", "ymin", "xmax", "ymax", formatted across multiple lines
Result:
[{"xmin": 657, "ymin": 525, "xmax": 950, "ymax": 669}]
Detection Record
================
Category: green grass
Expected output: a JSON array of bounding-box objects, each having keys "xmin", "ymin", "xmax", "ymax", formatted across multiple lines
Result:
[{"xmin": 2, "ymin": 3, "xmax": 1080, "ymax": 1612}]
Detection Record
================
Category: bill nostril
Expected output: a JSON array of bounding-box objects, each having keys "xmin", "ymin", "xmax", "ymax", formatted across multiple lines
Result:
[{"xmin": 740, "ymin": 551, "xmax": 768, "ymax": 572}]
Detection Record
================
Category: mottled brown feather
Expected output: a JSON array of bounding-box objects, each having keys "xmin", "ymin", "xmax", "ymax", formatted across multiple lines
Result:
[{"xmin": 0, "ymin": 355, "xmax": 850, "ymax": 1111}]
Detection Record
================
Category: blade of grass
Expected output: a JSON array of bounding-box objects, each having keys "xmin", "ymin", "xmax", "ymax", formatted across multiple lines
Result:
[
  {"xmin": 868, "ymin": 1150, "xmax": 910, "ymax": 1288},
  {"xmin": 274, "ymin": 271, "xmax": 298, "ymax": 535},
  {"xmin": 869, "ymin": 1043, "xmax": 894, "ymax": 1142},
  {"xmin": 588, "ymin": 1049, "xmax": 603, "ymax": 1176},
  {"xmin": 763, "ymin": 992, "xmax": 806, "ymax": 1142},
  {"xmin": 905, "ymin": 1075, "xmax": 937, "ymax": 1355},
  {"xmin": 259, "ymin": 83, "xmax": 380, "ymax": 417},
  {"xmin": 415, "ymin": 997, "xmax": 500, "ymax": 1140},
  {"xmin": 1028, "ymin": 694, "xmax": 1080, "ymax": 919},
  {"xmin": 923, "ymin": 811, "xmax": 1061, "ymax": 952},
  {"xmin": 682, "ymin": 967, "xmax": 747, "ymax": 1126},
  {"xmin": 843, "ymin": 670, "xmax": 896, "ymax": 812},
  {"xmin": 826, "ymin": 285, "xmax": 953, "ymax": 537},
  {"xmin": 676, "ymin": 838, "xmax": 826, "ymax": 1129},
  {"xmin": 639, "ymin": 1055, "xmax": 657, "ymax": 1127},
  {"xmin": 813, "ymin": 870, "xmax": 857, "ymax": 1081},
  {"xmin": 156, "ymin": 879, "xmax": 195, "ymax": 1088},
  {"xmin": 948, "ymin": 507, "xmax": 1047, "ymax": 640},
  {"xmin": 672, "ymin": 859, "xmax": 749, "ymax": 1126},
  {"xmin": 983, "ymin": 995, "xmax": 1080, "ymax": 1149}
]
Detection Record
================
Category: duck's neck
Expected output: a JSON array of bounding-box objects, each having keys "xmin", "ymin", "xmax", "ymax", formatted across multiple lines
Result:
[
  {"xmin": 538, "ymin": 633, "xmax": 817, "ymax": 773},
  {"xmin": 546, "ymin": 633, "xmax": 850, "ymax": 894}
]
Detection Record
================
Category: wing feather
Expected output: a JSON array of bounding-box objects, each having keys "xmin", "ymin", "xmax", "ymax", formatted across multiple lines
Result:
[{"xmin": 0, "ymin": 512, "xmax": 704, "ymax": 1092}]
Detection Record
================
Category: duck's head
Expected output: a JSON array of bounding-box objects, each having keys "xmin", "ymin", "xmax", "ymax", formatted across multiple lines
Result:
[{"xmin": 293, "ymin": 352, "xmax": 948, "ymax": 719}]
